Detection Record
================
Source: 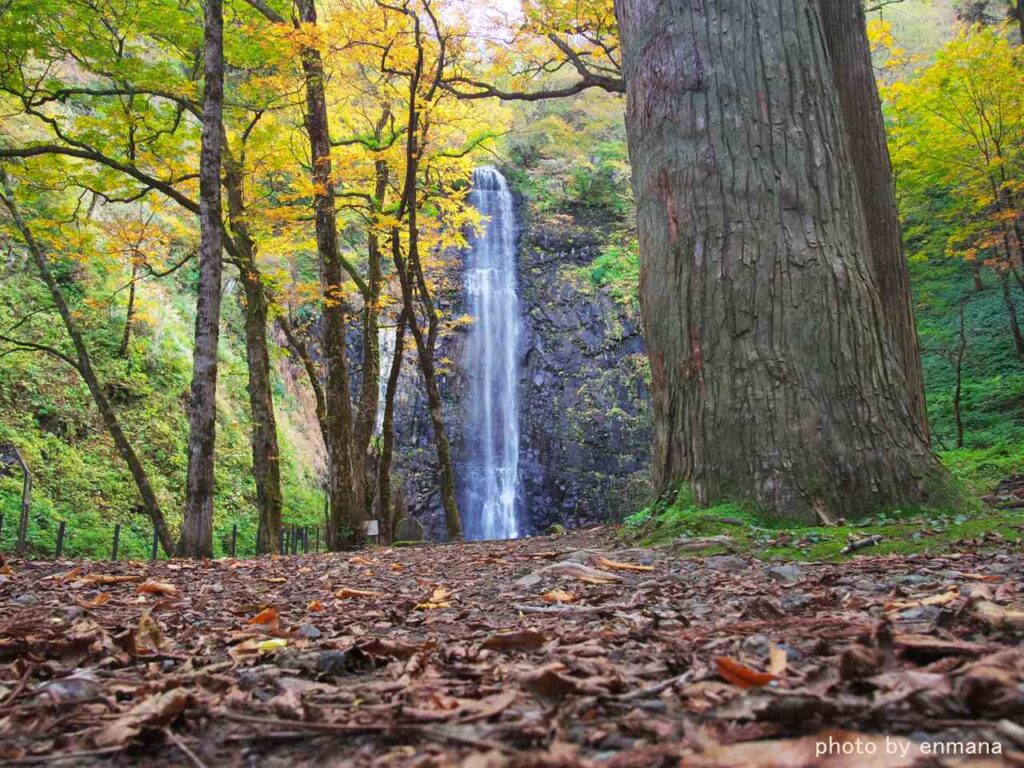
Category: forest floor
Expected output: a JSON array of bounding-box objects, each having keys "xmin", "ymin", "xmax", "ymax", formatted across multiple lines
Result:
[{"xmin": 1, "ymin": 527, "xmax": 1023, "ymax": 767}]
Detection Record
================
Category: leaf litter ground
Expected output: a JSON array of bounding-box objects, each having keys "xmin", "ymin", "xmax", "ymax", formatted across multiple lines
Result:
[{"xmin": 1, "ymin": 528, "xmax": 1023, "ymax": 766}]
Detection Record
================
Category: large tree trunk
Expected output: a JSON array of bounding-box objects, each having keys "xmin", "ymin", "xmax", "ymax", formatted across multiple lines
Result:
[
  {"xmin": 819, "ymin": 0, "xmax": 929, "ymax": 439},
  {"xmin": 224, "ymin": 155, "xmax": 283, "ymax": 555},
  {"xmin": 0, "ymin": 170, "xmax": 175, "ymax": 555},
  {"xmin": 178, "ymin": 0, "xmax": 225, "ymax": 557},
  {"xmin": 296, "ymin": 0, "xmax": 359, "ymax": 549},
  {"xmin": 615, "ymin": 0, "xmax": 953, "ymax": 521}
]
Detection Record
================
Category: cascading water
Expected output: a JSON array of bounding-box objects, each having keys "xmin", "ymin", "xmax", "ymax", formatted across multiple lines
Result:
[{"xmin": 464, "ymin": 167, "xmax": 521, "ymax": 540}]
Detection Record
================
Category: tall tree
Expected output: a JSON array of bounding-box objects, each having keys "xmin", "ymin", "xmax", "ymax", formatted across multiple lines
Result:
[
  {"xmin": 820, "ymin": 0, "xmax": 929, "ymax": 438},
  {"xmin": 614, "ymin": 0, "xmax": 953, "ymax": 521},
  {"xmin": 0, "ymin": 169, "xmax": 175, "ymax": 555},
  {"xmin": 177, "ymin": 0, "xmax": 226, "ymax": 557}
]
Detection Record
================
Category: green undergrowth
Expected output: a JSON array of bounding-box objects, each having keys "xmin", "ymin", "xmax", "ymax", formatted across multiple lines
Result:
[{"xmin": 622, "ymin": 486, "xmax": 1023, "ymax": 562}]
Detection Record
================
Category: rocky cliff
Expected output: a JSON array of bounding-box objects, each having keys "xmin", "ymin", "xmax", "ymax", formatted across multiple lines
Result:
[{"xmin": 391, "ymin": 197, "xmax": 652, "ymax": 539}]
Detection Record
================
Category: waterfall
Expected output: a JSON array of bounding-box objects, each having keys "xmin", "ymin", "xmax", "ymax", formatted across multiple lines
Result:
[{"xmin": 464, "ymin": 167, "xmax": 521, "ymax": 540}]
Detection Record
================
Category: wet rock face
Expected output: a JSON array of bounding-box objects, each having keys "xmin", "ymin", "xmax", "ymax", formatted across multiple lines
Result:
[{"xmin": 391, "ymin": 200, "xmax": 652, "ymax": 540}]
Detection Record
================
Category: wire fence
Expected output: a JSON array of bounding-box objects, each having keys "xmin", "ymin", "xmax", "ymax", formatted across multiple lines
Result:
[{"xmin": 0, "ymin": 511, "xmax": 326, "ymax": 560}]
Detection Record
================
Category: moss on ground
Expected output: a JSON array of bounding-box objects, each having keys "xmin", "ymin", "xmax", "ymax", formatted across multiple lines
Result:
[{"xmin": 622, "ymin": 485, "xmax": 1023, "ymax": 562}]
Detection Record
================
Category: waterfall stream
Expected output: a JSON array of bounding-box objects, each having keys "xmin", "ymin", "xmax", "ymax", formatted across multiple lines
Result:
[{"xmin": 464, "ymin": 167, "xmax": 521, "ymax": 540}]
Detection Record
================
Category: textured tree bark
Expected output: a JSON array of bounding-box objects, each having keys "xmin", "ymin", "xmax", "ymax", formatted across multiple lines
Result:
[
  {"xmin": 1000, "ymin": 270, "xmax": 1024, "ymax": 358},
  {"xmin": 0, "ymin": 171, "xmax": 175, "ymax": 555},
  {"xmin": 819, "ymin": 0, "xmax": 928, "ymax": 439},
  {"xmin": 378, "ymin": 310, "xmax": 407, "ymax": 544},
  {"xmin": 296, "ymin": 0, "xmax": 359, "ymax": 549},
  {"xmin": 615, "ymin": 0, "xmax": 953, "ymax": 521},
  {"xmin": 224, "ymin": 154, "xmax": 283, "ymax": 555},
  {"xmin": 177, "ymin": 0, "xmax": 225, "ymax": 557},
  {"xmin": 352, "ymin": 158, "xmax": 388, "ymax": 519},
  {"xmin": 119, "ymin": 259, "xmax": 137, "ymax": 357}
]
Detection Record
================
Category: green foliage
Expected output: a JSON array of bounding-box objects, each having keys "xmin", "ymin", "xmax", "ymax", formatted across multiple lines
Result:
[
  {"xmin": 625, "ymin": 485, "xmax": 1022, "ymax": 562},
  {"xmin": 0, "ymin": 256, "xmax": 323, "ymax": 559}
]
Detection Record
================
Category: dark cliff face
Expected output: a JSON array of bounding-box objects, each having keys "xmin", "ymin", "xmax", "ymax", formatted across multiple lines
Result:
[{"xmin": 391, "ymin": 199, "xmax": 652, "ymax": 539}]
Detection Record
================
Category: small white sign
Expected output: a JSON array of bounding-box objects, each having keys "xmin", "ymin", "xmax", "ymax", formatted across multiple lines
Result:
[{"xmin": 363, "ymin": 520, "xmax": 380, "ymax": 536}]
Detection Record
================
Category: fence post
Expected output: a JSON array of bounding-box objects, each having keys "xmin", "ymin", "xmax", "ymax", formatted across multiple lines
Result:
[
  {"xmin": 230, "ymin": 524, "xmax": 237, "ymax": 558},
  {"xmin": 0, "ymin": 511, "xmax": 4, "ymax": 549},
  {"xmin": 314, "ymin": 527, "xmax": 319, "ymax": 553},
  {"xmin": 279, "ymin": 528, "xmax": 285, "ymax": 554},
  {"xmin": 303, "ymin": 527, "xmax": 309, "ymax": 554},
  {"xmin": 55, "ymin": 521, "xmax": 66, "ymax": 558},
  {"xmin": 151, "ymin": 528, "xmax": 159, "ymax": 561},
  {"xmin": 111, "ymin": 524, "xmax": 121, "ymax": 561}
]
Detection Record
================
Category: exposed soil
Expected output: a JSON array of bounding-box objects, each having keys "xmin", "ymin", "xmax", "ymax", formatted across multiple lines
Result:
[{"xmin": 1, "ymin": 528, "xmax": 1023, "ymax": 766}]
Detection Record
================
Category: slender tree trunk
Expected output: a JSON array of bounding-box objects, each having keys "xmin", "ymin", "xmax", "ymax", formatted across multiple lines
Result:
[
  {"xmin": 119, "ymin": 259, "xmax": 137, "ymax": 357},
  {"xmin": 378, "ymin": 310, "xmax": 407, "ymax": 544},
  {"xmin": 954, "ymin": 299, "xmax": 967, "ymax": 449},
  {"xmin": 296, "ymin": 0, "xmax": 358, "ymax": 549},
  {"xmin": 615, "ymin": 0, "xmax": 953, "ymax": 521},
  {"xmin": 390, "ymin": 230, "xmax": 463, "ymax": 541},
  {"xmin": 352, "ymin": 159, "xmax": 388, "ymax": 518},
  {"xmin": 1000, "ymin": 269, "xmax": 1024, "ymax": 358},
  {"xmin": 819, "ymin": 0, "xmax": 929, "ymax": 440},
  {"xmin": 178, "ymin": 0, "xmax": 225, "ymax": 557},
  {"xmin": 972, "ymin": 261, "xmax": 984, "ymax": 292},
  {"xmin": 224, "ymin": 156, "xmax": 283, "ymax": 555},
  {"xmin": 279, "ymin": 315, "xmax": 328, "ymax": 443},
  {"xmin": 0, "ymin": 171, "xmax": 175, "ymax": 555}
]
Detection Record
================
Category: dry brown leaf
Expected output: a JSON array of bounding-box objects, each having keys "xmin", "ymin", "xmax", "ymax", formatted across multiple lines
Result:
[
  {"xmin": 136, "ymin": 580, "xmax": 177, "ymax": 596},
  {"xmin": 94, "ymin": 689, "xmax": 190, "ymax": 747},
  {"xmin": 75, "ymin": 592, "xmax": 111, "ymax": 608},
  {"xmin": 885, "ymin": 589, "xmax": 958, "ymax": 611},
  {"xmin": 389, "ymin": 563, "xmax": 404, "ymax": 572},
  {"xmin": 82, "ymin": 573, "xmax": 139, "ymax": 585},
  {"xmin": 307, "ymin": 599, "xmax": 325, "ymax": 612},
  {"xmin": 335, "ymin": 587, "xmax": 380, "ymax": 600},
  {"xmin": 361, "ymin": 637, "xmax": 434, "ymax": 660},
  {"xmin": 541, "ymin": 562, "xmax": 622, "ymax": 583},
  {"xmin": 596, "ymin": 557, "xmax": 654, "ymax": 572},
  {"xmin": 541, "ymin": 589, "xmax": 577, "ymax": 604},
  {"xmin": 972, "ymin": 600, "xmax": 1024, "ymax": 631},
  {"xmin": 349, "ymin": 555, "xmax": 376, "ymax": 566},
  {"xmin": 247, "ymin": 606, "xmax": 280, "ymax": 632},
  {"xmin": 481, "ymin": 629, "xmax": 546, "ymax": 652}
]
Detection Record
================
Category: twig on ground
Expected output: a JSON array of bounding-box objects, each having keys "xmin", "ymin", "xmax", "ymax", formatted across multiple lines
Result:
[
  {"xmin": 840, "ymin": 535, "xmax": 883, "ymax": 555},
  {"xmin": 164, "ymin": 728, "xmax": 208, "ymax": 768}
]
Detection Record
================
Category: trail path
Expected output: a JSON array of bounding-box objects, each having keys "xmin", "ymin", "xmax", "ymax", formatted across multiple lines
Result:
[{"xmin": 1, "ymin": 528, "xmax": 1023, "ymax": 766}]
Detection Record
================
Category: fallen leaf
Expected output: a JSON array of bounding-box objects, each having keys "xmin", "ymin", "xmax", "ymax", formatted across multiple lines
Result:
[
  {"xmin": 82, "ymin": 574, "xmax": 139, "ymax": 585},
  {"xmin": 972, "ymin": 600, "xmax": 1024, "ymax": 631},
  {"xmin": 596, "ymin": 557, "xmax": 654, "ymax": 572},
  {"xmin": 257, "ymin": 638, "xmax": 289, "ymax": 653},
  {"xmin": 885, "ymin": 589, "xmax": 958, "ymax": 611},
  {"xmin": 34, "ymin": 674, "xmax": 103, "ymax": 704},
  {"xmin": 75, "ymin": 592, "xmax": 110, "ymax": 608},
  {"xmin": 247, "ymin": 606, "xmax": 280, "ymax": 632},
  {"xmin": 481, "ymin": 629, "xmax": 546, "ymax": 652},
  {"xmin": 389, "ymin": 563, "xmax": 404, "ymax": 572},
  {"xmin": 335, "ymin": 587, "xmax": 380, "ymax": 600},
  {"xmin": 541, "ymin": 589, "xmax": 577, "ymax": 604},
  {"xmin": 135, "ymin": 610, "xmax": 164, "ymax": 653},
  {"xmin": 307, "ymin": 599, "xmax": 325, "ymax": 612},
  {"xmin": 94, "ymin": 689, "xmax": 190, "ymax": 747},
  {"xmin": 768, "ymin": 643, "xmax": 788, "ymax": 676},
  {"xmin": 540, "ymin": 562, "xmax": 622, "ymax": 583},
  {"xmin": 362, "ymin": 637, "xmax": 434, "ymax": 660},
  {"xmin": 349, "ymin": 555, "xmax": 376, "ymax": 566},
  {"xmin": 715, "ymin": 656, "xmax": 775, "ymax": 688},
  {"xmin": 519, "ymin": 663, "xmax": 579, "ymax": 696},
  {"xmin": 136, "ymin": 581, "xmax": 177, "ymax": 596},
  {"xmin": 416, "ymin": 586, "xmax": 452, "ymax": 610}
]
